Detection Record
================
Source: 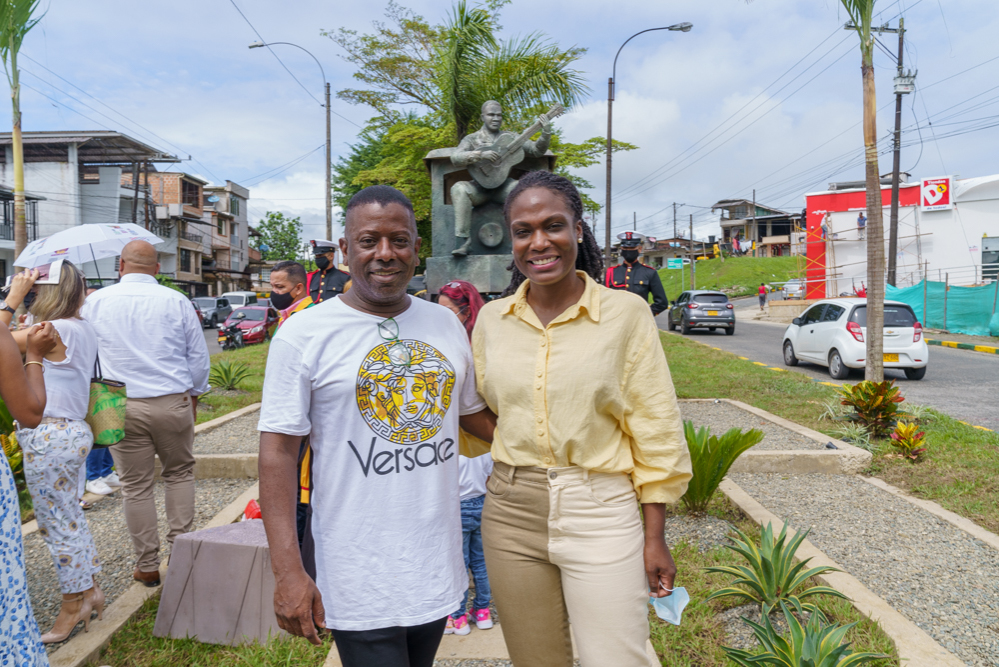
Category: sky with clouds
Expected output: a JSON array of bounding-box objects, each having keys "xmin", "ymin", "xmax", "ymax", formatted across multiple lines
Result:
[{"xmin": 9, "ymin": 0, "xmax": 996, "ymax": 245}]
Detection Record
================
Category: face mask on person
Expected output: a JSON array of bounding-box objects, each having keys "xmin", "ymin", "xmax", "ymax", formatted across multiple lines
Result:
[
  {"xmin": 270, "ymin": 290, "xmax": 295, "ymax": 311},
  {"xmin": 622, "ymin": 249, "xmax": 640, "ymax": 263},
  {"xmin": 315, "ymin": 255, "xmax": 331, "ymax": 271}
]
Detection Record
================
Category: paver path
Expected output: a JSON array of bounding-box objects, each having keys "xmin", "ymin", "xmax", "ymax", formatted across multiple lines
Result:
[{"xmin": 732, "ymin": 472, "xmax": 999, "ymax": 667}]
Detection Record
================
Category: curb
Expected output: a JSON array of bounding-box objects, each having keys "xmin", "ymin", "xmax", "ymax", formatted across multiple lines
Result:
[
  {"xmin": 195, "ymin": 403, "xmax": 261, "ymax": 435},
  {"xmin": 925, "ymin": 338, "xmax": 999, "ymax": 355},
  {"xmin": 680, "ymin": 399, "xmax": 872, "ymax": 474},
  {"xmin": 720, "ymin": 478, "xmax": 965, "ymax": 667},
  {"xmin": 47, "ymin": 482, "xmax": 259, "ymax": 667},
  {"xmin": 155, "ymin": 453, "xmax": 259, "ymax": 480}
]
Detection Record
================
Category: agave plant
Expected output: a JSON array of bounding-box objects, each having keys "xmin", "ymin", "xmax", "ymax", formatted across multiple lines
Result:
[
  {"xmin": 889, "ymin": 421, "xmax": 927, "ymax": 461},
  {"xmin": 724, "ymin": 601, "xmax": 888, "ymax": 666},
  {"xmin": 209, "ymin": 360, "xmax": 252, "ymax": 391},
  {"xmin": 705, "ymin": 522, "xmax": 848, "ymax": 613},
  {"xmin": 836, "ymin": 380, "xmax": 907, "ymax": 438},
  {"xmin": 680, "ymin": 421, "xmax": 763, "ymax": 513}
]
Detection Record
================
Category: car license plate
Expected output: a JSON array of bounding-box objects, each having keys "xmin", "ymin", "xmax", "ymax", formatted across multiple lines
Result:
[
  {"xmin": 883, "ymin": 353, "xmax": 899, "ymax": 362},
  {"xmin": 708, "ymin": 310, "xmax": 719, "ymax": 316}
]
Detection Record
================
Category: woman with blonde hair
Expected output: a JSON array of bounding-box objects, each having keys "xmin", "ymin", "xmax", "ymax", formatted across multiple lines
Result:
[{"xmin": 2, "ymin": 261, "xmax": 104, "ymax": 643}]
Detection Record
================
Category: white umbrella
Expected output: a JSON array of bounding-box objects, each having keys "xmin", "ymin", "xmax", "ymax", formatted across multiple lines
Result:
[{"xmin": 14, "ymin": 223, "xmax": 164, "ymax": 270}]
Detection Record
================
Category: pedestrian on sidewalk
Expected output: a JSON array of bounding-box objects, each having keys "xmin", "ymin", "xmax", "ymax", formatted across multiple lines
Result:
[
  {"xmin": 82, "ymin": 240, "xmax": 210, "ymax": 588},
  {"xmin": 258, "ymin": 185, "xmax": 496, "ymax": 667},
  {"xmin": 438, "ymin": 280, "xmax": 494, "ymax": 636},
  {"xmin": 470, "ymin": 171, "xmax": 691, "ymax": 667},
  {"xmin": 84, "ymin": 448, "xmax": 120, "ymax": 496},
  {"xmin": 0, "ymin": 302, "xmax": 58, "ymax": 665},
  {"xmin": 758, "ymin": 283, "xmax": 767, "ymax": 310},
  {"xmin": 1, "ymin": 262, "xmax": 106, "ymax": 643}
]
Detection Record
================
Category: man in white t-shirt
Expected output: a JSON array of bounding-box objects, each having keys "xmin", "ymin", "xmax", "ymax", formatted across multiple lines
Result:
[{"xmin": 258, "ymin": 185, "xmax": 496, "ymax": 666}]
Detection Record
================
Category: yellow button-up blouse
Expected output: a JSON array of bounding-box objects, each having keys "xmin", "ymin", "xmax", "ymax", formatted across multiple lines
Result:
[{"xmin": 469, "ymin": 272, "xmax": 691, "ymax": 504}]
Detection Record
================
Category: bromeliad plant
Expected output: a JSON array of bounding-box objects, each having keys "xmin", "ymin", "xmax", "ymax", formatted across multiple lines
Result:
[
  {"xmin": 724, "ymin": 601, "xmax": 888, "ymax": 667},
  {"xmin": 680, "ymin": 421, "xmax": 763, "ymax": 513},
  {"xmin": 209, "ymin": 360, "xmax": 252, "ymax": 391},
  {"xmin": 890, "ymin": 421, "xmax": 927, "ymax": 461},
  {"xmin": 705, "ymin": 522, "xmax": 848, "ymax": 614},
  {"xmin": 836, "ymin": 380, "xmax": 907, "ymax": 438}
]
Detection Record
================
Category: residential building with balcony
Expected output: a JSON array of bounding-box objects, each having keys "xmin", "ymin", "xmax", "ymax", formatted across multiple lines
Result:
[
  {"xmin": 0, "ymin": 131, "xmax": 178, "ymax": 282},
  {"xmin": 202, "ymin": 181, "xmax": 251, "ymax": 295}
]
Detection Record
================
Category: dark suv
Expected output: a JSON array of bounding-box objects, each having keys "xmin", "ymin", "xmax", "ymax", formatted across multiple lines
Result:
[{"xmin": 666, "ymin": 290, "xmax": 736, "ymax": 335}]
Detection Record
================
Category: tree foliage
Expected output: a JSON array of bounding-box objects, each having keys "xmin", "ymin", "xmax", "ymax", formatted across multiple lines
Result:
[{"xmin": 251, "ymin": 212, "xmax": 304, "ymax": 261}]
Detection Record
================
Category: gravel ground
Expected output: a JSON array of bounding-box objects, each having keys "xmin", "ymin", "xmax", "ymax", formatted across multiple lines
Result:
[
  {"xmin": 663, "ymin": 513, "xmax": 735, "ymax": 552},
  {"xmin": 732, "ymin": 473, "xmax": 999, "ymax": 667},
  {"xmin": 193, "ymin": 410, "xmax": 260, "ymax": 454},
  {"xmin": 24, "ymin": 478, "xmax": 255, "ymax": 652},
  {"xmin": 678, "ymin": 400, "xmax": 824, "ymax": 451},
  {"xmin": 718, "ymin": 603, "xmax": 803, "ymax": 650}
]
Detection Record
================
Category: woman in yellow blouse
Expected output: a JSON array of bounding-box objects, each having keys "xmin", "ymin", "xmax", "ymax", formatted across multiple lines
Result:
[{"xmin": 469, "ymin": 171, "xmax": 691, "ymax": 666}]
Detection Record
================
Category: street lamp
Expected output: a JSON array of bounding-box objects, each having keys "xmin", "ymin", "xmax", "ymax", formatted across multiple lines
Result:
[
  {"xmin": 249, "ymin": 41, "xmax": 333, "ymax": 243},
  {"xmin": 604, "ymin": 23, "xmax": 692, "ymax": 264}
]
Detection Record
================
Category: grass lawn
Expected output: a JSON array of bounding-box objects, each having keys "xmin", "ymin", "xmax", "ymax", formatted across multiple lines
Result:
[
  {"xmin": 197, "ymin": 341, "xmax": 270, "ymax": 425},
  {"xmin": 649, "ymin": 495, "xmax": 898, "ymax": 666},
  {"xmin": 656, "ymin": 256, "xmax": 802, "ymax": 302},
  {"xmin": 97, "ymin": 595, "xmax": 331, "ymax": 667},
  {"xmin": 661, "ymin": 331, "xmax": 999, "ymax": 533}
]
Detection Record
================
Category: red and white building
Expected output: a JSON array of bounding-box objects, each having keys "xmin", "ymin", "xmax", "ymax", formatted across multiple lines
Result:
[{"xmin": 804, "ymin": 173, "xmax": 999, "ymax": 299}]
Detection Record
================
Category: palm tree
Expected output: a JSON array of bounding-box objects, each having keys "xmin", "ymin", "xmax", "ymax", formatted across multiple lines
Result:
[
  {"xmin": 328, "ymin": 0, "xmax": 587, "ymax": 142},
  {"xmin": 0, "ymin": 0, "xmax": 42, "ymax": 262},
  {"xmin": 841, "ymin": 0, "xmax": 885, "ymax": 382}
]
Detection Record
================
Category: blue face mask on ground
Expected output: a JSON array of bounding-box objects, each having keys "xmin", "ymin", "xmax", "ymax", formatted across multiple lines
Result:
[{"xmin": 649, "ymin": 587, "xmax": 689, "ymax": 626}]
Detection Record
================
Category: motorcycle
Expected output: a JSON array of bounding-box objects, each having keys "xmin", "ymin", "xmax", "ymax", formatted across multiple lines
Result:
[{"xmin": 218, "ymin": 314, "xmax": 246, "ymax": 351}]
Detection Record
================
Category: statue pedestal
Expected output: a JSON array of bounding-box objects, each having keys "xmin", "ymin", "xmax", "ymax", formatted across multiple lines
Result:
[{"xmin": 423, "ymin": 147, "xmax": 555, "ymax": 295}]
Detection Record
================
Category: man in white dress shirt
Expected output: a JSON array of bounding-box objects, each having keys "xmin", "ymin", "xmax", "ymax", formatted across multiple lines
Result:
[{"xmin": 82, "ymin": 240, "xmax": 210, "ymax": 586}]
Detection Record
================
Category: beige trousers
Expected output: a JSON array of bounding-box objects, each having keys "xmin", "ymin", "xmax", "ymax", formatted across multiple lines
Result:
[
  {"xmin": 482, "ymin": 462, "xmax": 656, "ymax": 667},
  {"xmin": 110, "ymin": 393, "xmax": 195, "ymax": 571}
]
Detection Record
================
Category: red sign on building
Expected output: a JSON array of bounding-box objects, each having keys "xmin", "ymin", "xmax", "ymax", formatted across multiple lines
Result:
[{"xmin": 920, "ymin": 177, "xmax": 953, "ymax": 211}]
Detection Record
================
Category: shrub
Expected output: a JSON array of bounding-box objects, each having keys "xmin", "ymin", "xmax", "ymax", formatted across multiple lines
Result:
[
  {"xmin": 0, "ymin": 400, "xmax": 30, "ymax": 510},
  {"xmin": 890, "ymin": 421, "xmax": 927, "ymax": 461},
  {"xmin": 724, "ymin": 602, "xmax": 888, "ymax": 667},
  {"xmin": 819, "ymin": 399, "xmax": 849, "ymax": 421},
  {"xmin": 904, "ymin": 403, "xmax": 935, "ymax": 424},
  {"xmin": 209, "ymin": 360, "xmax": 252, "ymax": 391},
  {"xmin": 680, "ymin": 421, "xmax": 763, "ymax": 513},
  {"xmin": 836, "ymin": 380, "xmax": 906, "ymax": 438},
  {"xmin": 705, "ymin": 522, "xmax": 848, "ymax": 613},
  {"xmin": 829, "ymin": 423, "xmax": 874, "ymax": 452}
]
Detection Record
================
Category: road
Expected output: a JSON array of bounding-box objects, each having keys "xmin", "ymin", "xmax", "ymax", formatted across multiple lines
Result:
[
  {"xmin": 655, "ymin": 300, "xmax": 999, "ymax": 432},
  {"xmin": 203, "ymin": 324, "xmax": 222, "ymax": 355}
]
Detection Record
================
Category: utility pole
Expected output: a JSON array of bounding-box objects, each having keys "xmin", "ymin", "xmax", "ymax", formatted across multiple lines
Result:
[
  {"xmin": 143, "ymin": 162, "xmax": 151, "ymax": 230},
  {"xmin": 131, "ymin": 162, "xmax": 139, "ymax": 224},
  {"xmin": 887, "ymin": 19, "xmax": 914, "ymax": 286},
  {"xmin": 325, "ymin": 82, "xmax": 332, "ymax": 242},
  {"xmin": 633, "ymin": 211, "xmax": 636, "ymax": 231},
  {"xmin": 690, "ymin": 213, "xmax": 695, "ymax": 289},
  {"xmin": 673, "ymin": 202, "xmax": 677, "ymax": 240},
  {"xmin": 751, "ymin": 189, "xmax": 757, "ymax": 258}
]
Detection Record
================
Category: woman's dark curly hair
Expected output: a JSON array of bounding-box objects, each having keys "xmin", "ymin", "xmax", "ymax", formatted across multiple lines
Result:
[{"xmin": 500, "ymin": 171, "xmax": 603, "ymax": 297}]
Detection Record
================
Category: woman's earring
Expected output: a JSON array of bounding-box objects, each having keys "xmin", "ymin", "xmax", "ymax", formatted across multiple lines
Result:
[{"xmin": 577, "ymin": 237, "xmax": 582, "ymax": 243}]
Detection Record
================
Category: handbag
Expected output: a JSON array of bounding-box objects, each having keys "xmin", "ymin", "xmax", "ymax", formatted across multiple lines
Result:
[{"xmin": 86, "ymin": 352, "xmax": 127, "ymax": 447}]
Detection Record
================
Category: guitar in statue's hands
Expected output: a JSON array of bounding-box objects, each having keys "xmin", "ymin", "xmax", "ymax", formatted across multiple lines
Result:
[{"xmin": 467, "ymin": 104, "xmax": 566, "ymax": 189}]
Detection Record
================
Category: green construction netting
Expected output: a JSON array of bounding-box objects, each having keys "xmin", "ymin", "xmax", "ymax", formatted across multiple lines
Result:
[{"xmin": 886, "ymin": 280, "xmax": 999, "ymax": 337}]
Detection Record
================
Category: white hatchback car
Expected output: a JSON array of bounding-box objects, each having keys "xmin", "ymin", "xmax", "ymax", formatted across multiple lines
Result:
[{"xmin": 781, "ymin": 298, "xmax": 929, "ymax": 380}]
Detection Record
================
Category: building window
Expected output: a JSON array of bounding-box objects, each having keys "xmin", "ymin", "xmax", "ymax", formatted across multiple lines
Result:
[
  {"xmin": 217, "ymin": 218, "xmax": 226, "ymax": 236},
  {"xmin": 182, "ymin": 180, "xmax": 200, "ymax": 208},
  {"xmin": 180, "ymin": 249, "xmax": 192, "ymax": 273},
  {"xmin": 195, "ymin": 253, "xmax": 201, "ymax": 274},
  {"xmin": 230, "ymin": 196, "xmax": 240, "ymax": 216}
]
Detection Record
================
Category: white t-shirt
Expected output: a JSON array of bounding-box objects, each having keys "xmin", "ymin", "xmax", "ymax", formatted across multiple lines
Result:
[
  {"xmin": 258, "ymin": 296, "xmax": 486, "ymax": 631},
  {"xmin": 458, "ymin": 454, "xmax": 493, "ymax": 501},
  {"xmin": 43, "ymin": 318, "xmax": 98, "ymax": 421}
]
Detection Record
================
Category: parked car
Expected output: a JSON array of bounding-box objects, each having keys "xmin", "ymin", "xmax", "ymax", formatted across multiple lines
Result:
[
  {"xmin": 407, "ymin": 274, "xmax": 427, "ymax": 299},
  {"xmin": 192, "ymin": 297, "xmax": 232, "ymax": 329},
  {"xmin": 781, "ymin": 279, "xmax": 805, "ymax": 300},
  {"xmin": 221, "ymin": 306, "xmax": 280, "ymax": 345},
  {"xmin": 781, "ymin": 298, "xmax": 928, "ymax": 380},
  {"xmin": 256, "ymin": 297, "xmax": 270, "ymax": 308},
  {"xmin": 221, "ymin": 291, "xmax": 259, "ymax": 308},
  {"xmin": 666, "ymin": 290, "xmax": 736, "ymax": 335}
]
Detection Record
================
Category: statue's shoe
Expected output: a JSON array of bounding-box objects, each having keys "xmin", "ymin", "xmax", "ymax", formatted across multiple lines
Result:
[{"xmin": 452, "ymin": 239, "xmax": 471, "ymax": 257}]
